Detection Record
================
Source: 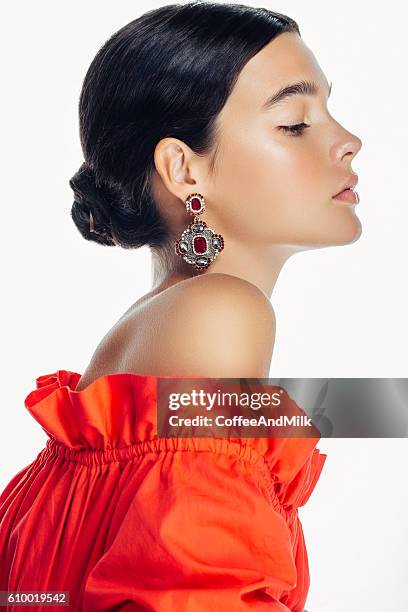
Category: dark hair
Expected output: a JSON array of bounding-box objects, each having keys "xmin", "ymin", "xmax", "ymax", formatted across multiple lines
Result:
[{"xmin": 69, "ymin": 1, "xmax": 300, "ymax": 248}]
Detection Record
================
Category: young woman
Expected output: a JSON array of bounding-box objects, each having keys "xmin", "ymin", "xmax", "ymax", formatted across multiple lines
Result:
[{"xmin": 0, "ymin": 2, "xmax": 361, "ymax": 610}]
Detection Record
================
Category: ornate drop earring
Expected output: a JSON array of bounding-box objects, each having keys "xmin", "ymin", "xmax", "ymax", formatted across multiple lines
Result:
[{"xmin": 174, "ymin": 193, "xmax": 224, "ymax": 272}]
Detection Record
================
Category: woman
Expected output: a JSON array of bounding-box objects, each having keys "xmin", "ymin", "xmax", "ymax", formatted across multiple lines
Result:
[{"xmin": 0, "ymin": 2, "xmax": 361, "ymax": 610}]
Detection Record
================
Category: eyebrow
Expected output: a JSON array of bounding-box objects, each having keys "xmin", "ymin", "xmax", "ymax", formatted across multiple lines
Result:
[{"xmin": 261, "ymin": 79, "xmax": 332, "ymax": 111}]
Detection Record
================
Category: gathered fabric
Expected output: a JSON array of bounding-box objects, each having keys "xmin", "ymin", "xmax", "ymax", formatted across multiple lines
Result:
[{"xmin": 0, "ymin": 370, "xmax": 327, "ymax": 611}]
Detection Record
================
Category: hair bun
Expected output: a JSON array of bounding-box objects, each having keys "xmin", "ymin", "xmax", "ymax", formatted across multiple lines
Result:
[{"xmin": 69, "ymin": 162, "xmax": 118, "ymax": 246}]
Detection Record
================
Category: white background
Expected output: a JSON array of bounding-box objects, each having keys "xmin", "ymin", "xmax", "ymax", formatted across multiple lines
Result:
[{"xmin": 1, "ymin": 1, "xmax": 407, "ymax": 610}]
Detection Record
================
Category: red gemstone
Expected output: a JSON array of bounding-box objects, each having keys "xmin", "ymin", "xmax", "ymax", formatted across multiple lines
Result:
[
  {"xmin": 193, "ymin": 236, "xmax": 207, "ymax": 254},
  {"xmin": 190, "ymin": 197, "xmax": 201, "ymax": 211}
]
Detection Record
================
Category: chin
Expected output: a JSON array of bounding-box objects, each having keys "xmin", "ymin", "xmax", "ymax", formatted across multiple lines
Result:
[
  {"xmin": 337, "ymin": 212, "xmax": 363, "ymax": 244},
  {"xmin": 322, "ymin": 204, "xmax": 363, "ymax": 246}
]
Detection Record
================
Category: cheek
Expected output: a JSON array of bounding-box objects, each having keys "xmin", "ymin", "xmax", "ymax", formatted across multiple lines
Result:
[{"xmin": 213, "ymin": 133, "xmax": 322, "ymax": 237}]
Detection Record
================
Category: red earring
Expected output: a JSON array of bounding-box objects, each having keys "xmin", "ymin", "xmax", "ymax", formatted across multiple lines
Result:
[{"xmin": 175, "ymin": 193, "xmax": 224, "ymax": 272}]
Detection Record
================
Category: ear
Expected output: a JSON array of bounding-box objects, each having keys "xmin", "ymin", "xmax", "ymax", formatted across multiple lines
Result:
[{"xmin": 153, "ymin": 138, "xmax": 199, "ymax": 200}]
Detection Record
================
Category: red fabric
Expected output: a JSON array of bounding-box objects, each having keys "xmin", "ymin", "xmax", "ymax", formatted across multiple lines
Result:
[{"xmin": 0, "ymin": 370, "xmax": 327, "ymax": 611}]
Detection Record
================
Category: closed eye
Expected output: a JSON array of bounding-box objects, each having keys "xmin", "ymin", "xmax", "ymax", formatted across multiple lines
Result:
[{"xmin": 278, "ymin": 122, "xmax": 310, "ymax": 137}]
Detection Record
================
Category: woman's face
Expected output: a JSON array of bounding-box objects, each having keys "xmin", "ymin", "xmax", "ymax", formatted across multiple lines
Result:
[{"xmin": 206, "ymin": 31, "xmax": 362, "ymax": 249}]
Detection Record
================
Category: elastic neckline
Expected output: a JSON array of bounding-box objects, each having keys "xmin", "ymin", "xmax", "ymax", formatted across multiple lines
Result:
[{"xmin": 23, "ymin": 369, "xmax": 326, "ymax": 496}]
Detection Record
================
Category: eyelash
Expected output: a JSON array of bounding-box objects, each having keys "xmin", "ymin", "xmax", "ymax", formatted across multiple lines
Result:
[{"xmin": 279, "ymin": 122, "xmax": 310, "ymax": 137}]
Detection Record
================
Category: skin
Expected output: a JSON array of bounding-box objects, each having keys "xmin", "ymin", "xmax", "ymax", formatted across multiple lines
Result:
[{"xmin": 76, "ymin": 31, "xmax": 362, "ymax": 387}]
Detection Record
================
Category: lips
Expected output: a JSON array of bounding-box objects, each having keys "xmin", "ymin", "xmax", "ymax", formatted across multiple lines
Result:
[
  {"xmin": 333, "ymin": 173, "xmax": 359, "ymax": 198},
  {"xmin": 332, "ymin": 173, "xmax": 360, "ymax": 204},
  {"xmin": 333, "ymin": 188, "xmax": 360, "ymax": 204}
]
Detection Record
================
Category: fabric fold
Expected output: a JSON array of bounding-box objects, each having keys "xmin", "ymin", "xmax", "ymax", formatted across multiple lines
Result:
[{"xmin": 23, "ymin": 369, "xmax": 327, "ymax": 509}]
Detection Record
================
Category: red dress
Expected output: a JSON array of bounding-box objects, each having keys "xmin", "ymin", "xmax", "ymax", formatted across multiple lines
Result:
[{"xmin": 0, "ymin": 370, "xmax": 327, "ymax": 611}]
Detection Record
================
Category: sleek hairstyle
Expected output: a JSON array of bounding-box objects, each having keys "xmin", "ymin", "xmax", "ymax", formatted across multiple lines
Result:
[{"xmin": 69, "ymin": 1, "xmax": 300, "ymax": 249}]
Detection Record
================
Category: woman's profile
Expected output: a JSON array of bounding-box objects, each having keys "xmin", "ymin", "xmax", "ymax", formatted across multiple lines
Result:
[{"xmin": 0, "ymin": 2, "xmax": 361, "ymax": 610}]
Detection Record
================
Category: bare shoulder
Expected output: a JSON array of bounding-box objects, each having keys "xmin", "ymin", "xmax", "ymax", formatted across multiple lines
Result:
[
  {"xmin": 173, "ymin": 273, "xmax": 275, "ymax": 322},
  {"xmin": 156, "ymin": 273, "xmax": 276, "ymax": 377}
]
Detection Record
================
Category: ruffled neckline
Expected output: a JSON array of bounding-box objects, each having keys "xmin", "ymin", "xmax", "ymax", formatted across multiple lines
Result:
[{"xmin": 24, "ymin": 370, "xmax": 327, "ymax": 507}]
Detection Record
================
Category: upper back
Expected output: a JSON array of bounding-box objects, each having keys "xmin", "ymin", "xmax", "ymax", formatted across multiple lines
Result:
[{"xmin": 76, "ymin": 273, "xmax": 275, "ymax": 389}]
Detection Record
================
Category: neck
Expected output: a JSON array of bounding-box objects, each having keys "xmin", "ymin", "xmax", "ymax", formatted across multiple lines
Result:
[{"xmin": 149, "ymin": 236, "xmax": 305, "ymax": 300}]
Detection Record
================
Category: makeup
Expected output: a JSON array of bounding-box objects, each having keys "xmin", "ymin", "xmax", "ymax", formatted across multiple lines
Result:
[
  {"xmin": 332, "ymin": 188, "xmax": 360, "ymax": 204},
  {"xmin": 332, "ymin": 174, "xmax": 359, "ymax": 204}
]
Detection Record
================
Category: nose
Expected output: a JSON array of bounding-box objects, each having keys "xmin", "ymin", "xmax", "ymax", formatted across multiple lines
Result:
[{"xmin": 335, "ymin": 130, "xmax": 362, "ymax": 163}]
